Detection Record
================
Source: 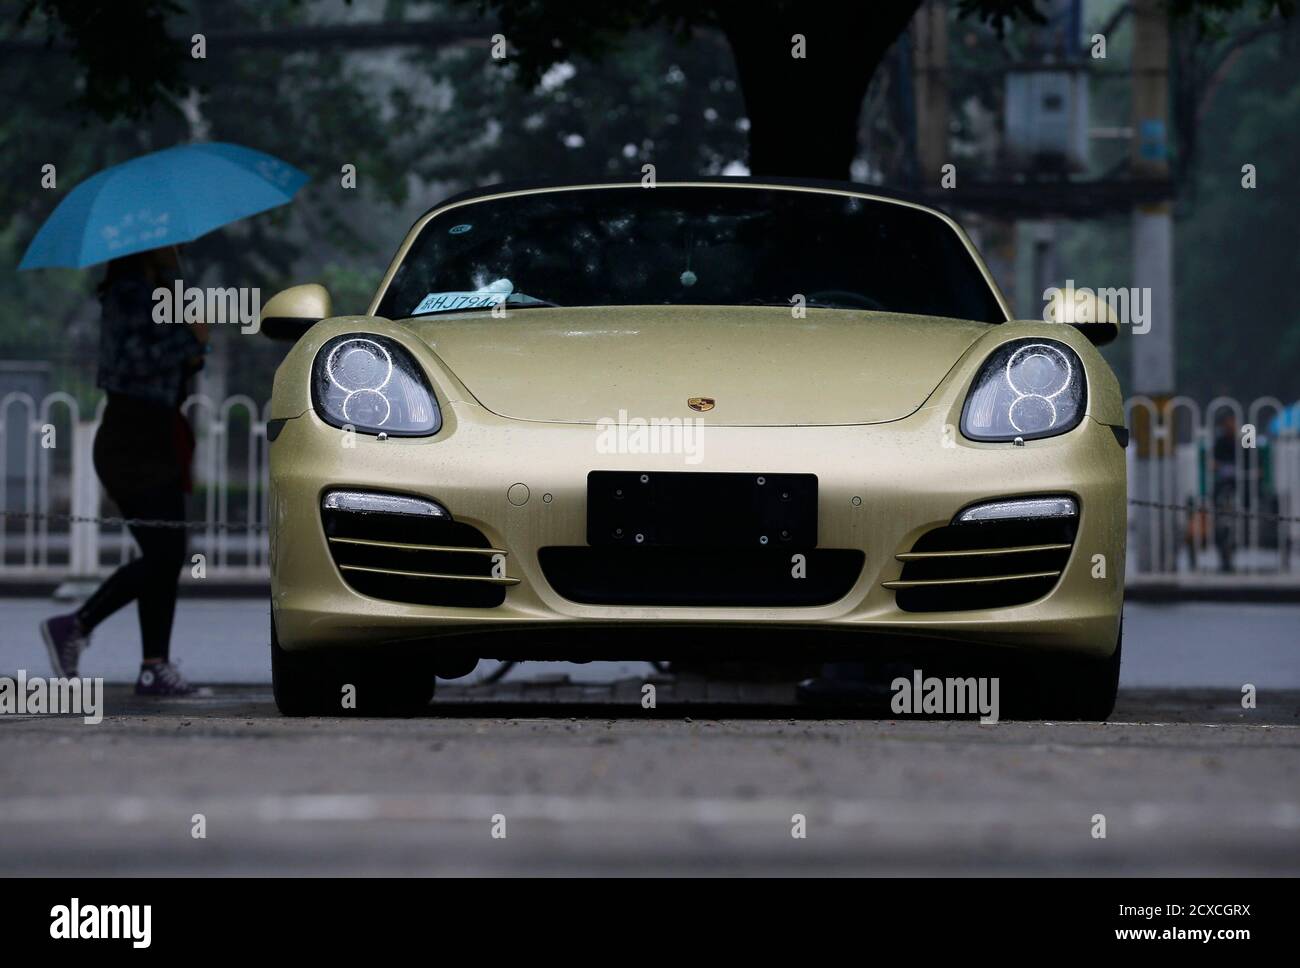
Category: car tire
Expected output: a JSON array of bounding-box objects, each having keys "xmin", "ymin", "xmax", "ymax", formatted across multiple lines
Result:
[
  {"xmin": 1023, "ymin": 621, "xmax": 1123, "ymax": 722},
  {"xmin": 271, "ymin": 620, "xmax": 435, "ymax": 717}
]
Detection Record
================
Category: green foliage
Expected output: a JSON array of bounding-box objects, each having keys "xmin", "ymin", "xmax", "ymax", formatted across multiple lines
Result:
[
  {"xmin": 320, "ymin": 263, "xmax": 385, "ymax": 317},
  {"xmin": 1175, "ymin": 18, "xmax": 1300, "ymax": 400},
  {"xmin": 18, "ymin": 0, "xmax": 188, "ymax": 119},
  {"xmin": 1168, "ymin": 0, "xmax": 1295, "ymax": 36},
  {"xmin": 953, "ymin": 0, "xmax": 1047, "ymax": 34},
  {"xmin": 3, "ymin": 0, "xmax": 1297, "ymax": 406},
  {"xmin": 0, "ymin": 0, "xmax": 420, "ymax": 400},
  {"xmin": 0, "ymin": 0, "xmax": 749, "ymax": 403},
  {"xmin": 406, "ymin": 28, "xmax": 746, "ymax": 183}
]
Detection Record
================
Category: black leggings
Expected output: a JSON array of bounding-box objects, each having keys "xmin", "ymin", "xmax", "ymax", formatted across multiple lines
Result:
[{"xmin": 76, "ymin": 398, "xmax": 189, "ymax": 661}]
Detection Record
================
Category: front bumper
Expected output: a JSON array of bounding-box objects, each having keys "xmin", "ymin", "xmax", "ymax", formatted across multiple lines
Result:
[{"xmin": 269, "ymin": 395, "xmax": 1126, "ymax": 660}]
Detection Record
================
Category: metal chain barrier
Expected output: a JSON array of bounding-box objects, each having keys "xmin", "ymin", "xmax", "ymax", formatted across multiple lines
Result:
[
  {"xmin": 0, "ymin": 509, "xmax": 267, "ymax": 532},
  {"xmin": 1125, "ymin": 499, "xmax": 1300, "ymax": 524}
]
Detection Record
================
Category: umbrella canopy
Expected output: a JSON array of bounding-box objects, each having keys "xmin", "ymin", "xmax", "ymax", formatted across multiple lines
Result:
[
  {"xmin": 1267, "ymin": 402, "xmax": 1300, "ymax": 436},
  {"xmin": 19, "ymin": 142, "xmax": 307, "ymax": 270}
]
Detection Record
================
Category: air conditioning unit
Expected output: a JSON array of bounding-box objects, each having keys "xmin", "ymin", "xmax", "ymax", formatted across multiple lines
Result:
[{"xmin": 1004, "ymin": 65, "xmax": 1090, "ymax": 172}]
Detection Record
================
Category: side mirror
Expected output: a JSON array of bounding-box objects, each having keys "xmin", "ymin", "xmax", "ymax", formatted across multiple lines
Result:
[
  {"xmin": 1043, "ymin": 287, "xmax": 1120, "ymax": 346},
  {"xmin": 261, "ymin": 284, "xmax": 332, "ymax": 341}
]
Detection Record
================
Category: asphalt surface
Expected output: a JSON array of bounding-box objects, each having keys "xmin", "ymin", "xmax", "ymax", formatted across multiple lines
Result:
[
  {"xmin": 0, "ymin": 686, "xmax": 1297, "ymax": 875},
  {"xmin": 0, "ymin": 600, "xmax": 1297, "ymax": 875}
]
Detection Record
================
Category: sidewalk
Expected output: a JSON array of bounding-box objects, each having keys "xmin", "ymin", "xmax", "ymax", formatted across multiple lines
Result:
[
  {"xmin": 3, "ymin": 598, "xmax": 1297, "ymax": 688},
  {"xmin": 1126, "ymin": 573, "xmax": 1300, "ymax": 602}
]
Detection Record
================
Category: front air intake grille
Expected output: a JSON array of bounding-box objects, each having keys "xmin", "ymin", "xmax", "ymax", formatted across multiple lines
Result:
[
  {"xmin": 539, "ymin": 547, "xmax": 865, "ymax": 607},
  {"xmin": 322, "ymin": 504, "xmax": 514, "ymax": 607},
  {"xmin": 885, "ymin": 515, "xmax": 1078, "ymax": 612}
]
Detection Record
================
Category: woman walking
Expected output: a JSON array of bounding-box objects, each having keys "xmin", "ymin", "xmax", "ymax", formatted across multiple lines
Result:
[{"xmin": 40, "ymin": 246, "xmax": 206, "ymax": 695}]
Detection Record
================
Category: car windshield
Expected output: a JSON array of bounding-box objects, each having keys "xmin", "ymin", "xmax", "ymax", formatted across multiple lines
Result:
[{"xmin": 376, "ymin": 185, "xmax": 1007, "ymax": 323}]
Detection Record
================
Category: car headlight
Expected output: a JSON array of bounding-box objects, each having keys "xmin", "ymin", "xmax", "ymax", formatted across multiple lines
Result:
[
  {"xmin": 960, "ymin": 338, "xmax": 1086, "ymax": 442},
  {"xmin": 311, "ymin": 334, "xmax": 441, "ymax": 436}
]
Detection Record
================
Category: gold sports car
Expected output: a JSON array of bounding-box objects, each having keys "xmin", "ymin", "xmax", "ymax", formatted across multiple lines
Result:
[{"xmin": 262, "ymin": 179, "xmax": 1126, "ymax": 718}]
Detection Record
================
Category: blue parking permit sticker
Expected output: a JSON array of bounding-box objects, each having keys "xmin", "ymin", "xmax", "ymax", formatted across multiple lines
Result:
[
  {"xmin": 449, "ymin": 223, "xmax": 472, "ymax": 235},
  {"xmin": 413, "ymin": 291, "xmax": 505, "ymax": 314},
  {"xmin": 412, "ymin": 280, "xmax": 513, "ymax": 314}
]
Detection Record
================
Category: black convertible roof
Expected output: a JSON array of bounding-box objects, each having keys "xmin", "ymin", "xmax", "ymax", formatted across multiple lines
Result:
[{"xmin": 418, "ymin": 175, "xmax": 951, "ymax": 223}]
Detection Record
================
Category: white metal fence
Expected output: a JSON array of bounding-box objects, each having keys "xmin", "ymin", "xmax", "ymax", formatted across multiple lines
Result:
[
  {"xmin": 1, "ymin": 391, "xmax": 269, "ymax": 580},
  {"xmin": 2, "ymin": 391, "xmax": 1298, "ymax": 583},
  {"xmin": 1125, "ymin": 396, "xmax": 1299, "ymax": 579}
]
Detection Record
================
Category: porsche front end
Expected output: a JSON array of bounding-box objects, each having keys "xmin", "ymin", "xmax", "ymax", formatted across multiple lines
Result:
[{"xmin": 262, "ymin": 180, "xmax": 1127, "ymax": 717}]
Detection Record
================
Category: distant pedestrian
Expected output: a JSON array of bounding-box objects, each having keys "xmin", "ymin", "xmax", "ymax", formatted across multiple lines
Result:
[
  {"xmin": 40, "ymin": 246, "xmax": 206, "ymax": 694},
  {"xmin": 1212, "ymin": 412, "xmax": 1239, "ymax": 574}
]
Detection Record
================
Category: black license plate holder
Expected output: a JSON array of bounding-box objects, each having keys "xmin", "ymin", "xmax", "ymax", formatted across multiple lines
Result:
[{"xmin": 587, "ymin": 471, "xmax": 817, "ymax": 549}]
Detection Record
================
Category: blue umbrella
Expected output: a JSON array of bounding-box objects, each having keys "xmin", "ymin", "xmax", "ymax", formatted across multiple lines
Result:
[
  {"xmin": 1267, "ymin": 402, "xmax": 1300, "ymax": 436},
  {"xmin": 19, "ymin": 142, "xmax": 307, "ymax": 270}
]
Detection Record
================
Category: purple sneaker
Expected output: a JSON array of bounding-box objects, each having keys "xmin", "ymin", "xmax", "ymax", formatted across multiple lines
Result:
[
  {"xmin": 41, "ymin": 613, "xmax": 90, "ymax": 678},
  {"xmin": 135, "ymin": 661, "xmax": 197, "ymax": 697}
]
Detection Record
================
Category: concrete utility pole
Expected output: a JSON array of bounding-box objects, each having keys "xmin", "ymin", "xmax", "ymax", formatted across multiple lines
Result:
[
  {"xmin": 1013, "ymin": 0, "xmax": 1081, "ymax": 320},
  {"xmin": 1130, "ymin": 0, "xmax": 1175, "ymax": 572},
  {"xmin": 912, "ymin": 0, "xmax": 950, "ymax": 183},
  {"xmin": 1131, "ymin": 0, "xmax": 1175, "ymax": 397}
]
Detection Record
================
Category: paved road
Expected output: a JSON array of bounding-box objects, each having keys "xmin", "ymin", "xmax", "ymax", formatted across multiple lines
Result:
[
  {"xmin": 1, "ymin": 600, "xmax": 1296, "ymax": 875},
  {"xmin": 0, "ymin": 684, "xmax": 1297, "ymax": 876}
]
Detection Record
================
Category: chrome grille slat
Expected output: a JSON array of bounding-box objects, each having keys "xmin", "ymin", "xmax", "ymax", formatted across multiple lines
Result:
[
  {"xmin": 338, "ymin": 563, "xmax": 520, "ymax": 585},
  {"xmin": 882, "ymin": 569, "xmax": 1061, "ymax": 590},
  {"xmin": 321, "ymin": 502, "xmax": 510, "ymax": 607},
  {"xmin": 895, "ymin": 542, "xmax": 1071, "ymax": 562},
  {"xmin": 328, "ymin": 536, "xmax": 508, "ymax": 556},
  {"xmin": 886, "ymin": 511, "xmax": 1079, "ymax": 611}
]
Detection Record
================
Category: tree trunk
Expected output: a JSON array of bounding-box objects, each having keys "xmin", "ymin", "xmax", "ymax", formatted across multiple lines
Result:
[{"xmin": 718, "ymin": 1, "xmax": 923, "ymax": 180}]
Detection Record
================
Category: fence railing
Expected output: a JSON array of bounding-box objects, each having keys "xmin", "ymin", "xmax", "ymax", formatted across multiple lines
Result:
[
  {"xmin": 2, "ymin": 391, "xmax": 1298, "ymax": 583},
  {"xmin": 1, "ymin": 391, "xmax": 269, "ymax": 580},
  {"xmin": 1124, "ymin": 396, "xmax": 1299, "ymax": 580}
]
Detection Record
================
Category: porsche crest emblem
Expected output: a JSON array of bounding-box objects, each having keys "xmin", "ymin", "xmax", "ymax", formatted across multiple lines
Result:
[{"xmin": 687, "ymin": 397, "xmax": 715, "ymax": 413}]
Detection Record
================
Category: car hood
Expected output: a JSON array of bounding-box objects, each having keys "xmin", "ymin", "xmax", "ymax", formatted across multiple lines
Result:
[{"xmin": 401, "ymin": 306, "xmax": 993, "ymax": 426}]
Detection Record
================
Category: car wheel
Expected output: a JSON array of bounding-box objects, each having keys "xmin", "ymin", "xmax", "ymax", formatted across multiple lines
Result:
[
  {"xmin": 1022, "ymin": 621, "xmax": 1123, "ymax": 722},
  {"xmin": 271, "ymin": 620, "xmax": 434, "ymax": 717},
  {"xmin": 270, "ymin": 620, "xmax": 334, "ymax": 716}
]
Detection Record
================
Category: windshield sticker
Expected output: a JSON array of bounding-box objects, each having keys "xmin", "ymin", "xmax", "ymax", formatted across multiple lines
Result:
[
  {"xmin": 449, "ymin": 223, "xmax": 472, "ymax": 235},
  {"xmin": 413, "ymin": 279, "xmax": 513, "ymax": 314}
]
